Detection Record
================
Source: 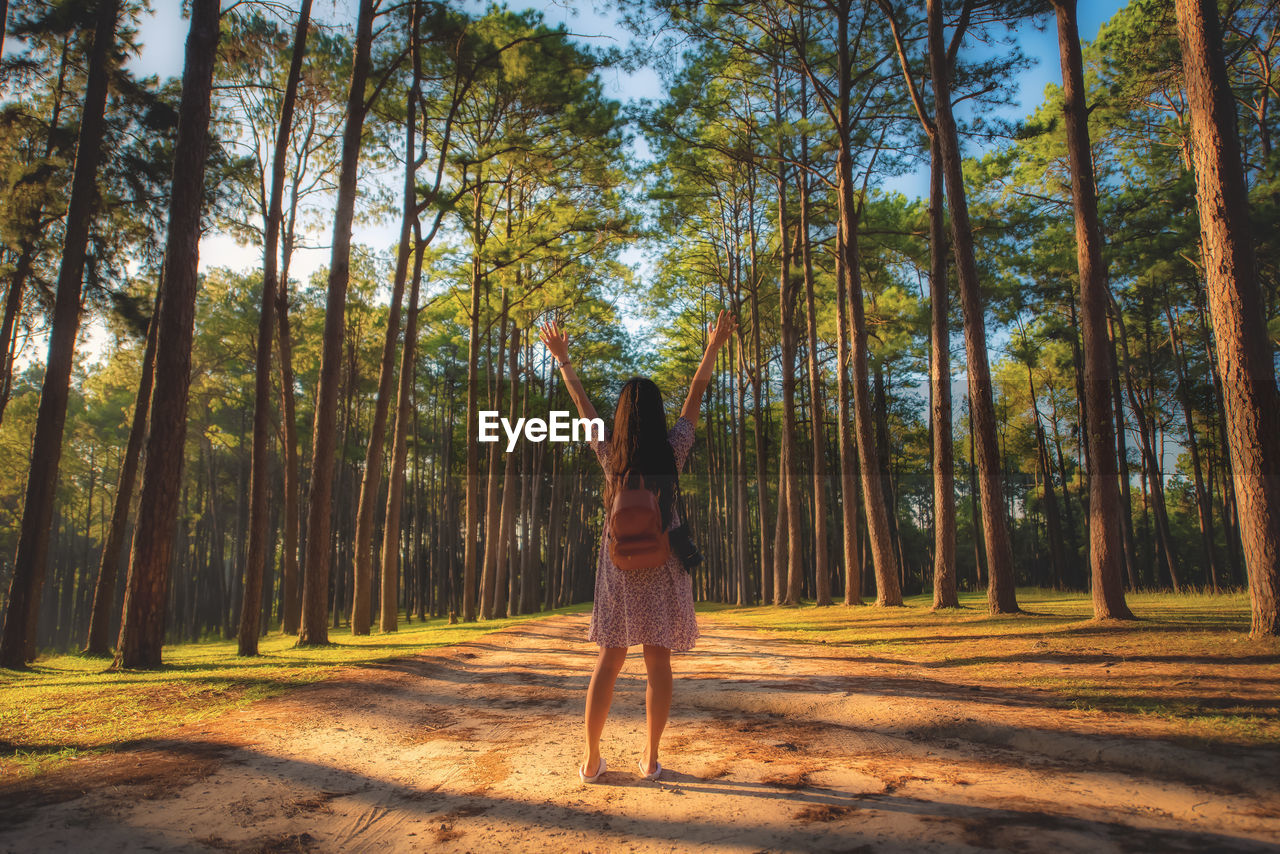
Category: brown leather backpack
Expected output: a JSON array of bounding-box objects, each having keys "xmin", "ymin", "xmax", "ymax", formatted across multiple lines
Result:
[{"xmin": 607, "ymin": 480, "xmax": 670, "ymax": 570}]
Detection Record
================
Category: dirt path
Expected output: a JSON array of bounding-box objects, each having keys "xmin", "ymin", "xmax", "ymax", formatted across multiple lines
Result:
[{"xmin": 2, "ymin": 613, "xmax": 1278, "ymax": 853}]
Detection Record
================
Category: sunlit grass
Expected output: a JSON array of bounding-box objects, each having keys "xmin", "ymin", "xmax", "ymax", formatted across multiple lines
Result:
[
  {"xmin": 0, "ymin": 604, "xmax": 589, "ymax": 778},
  {"xmin": 703, "ymin": 588, "xmax": 1280, "ymax": 746}
]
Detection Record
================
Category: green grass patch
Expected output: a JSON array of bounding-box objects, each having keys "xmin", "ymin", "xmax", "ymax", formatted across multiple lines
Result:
[
  {"xmin": 0, "ymin": 605, "xmax": 588, "ymax": 779},
  {"xmin": 703, "ymin": 588, "xmax": 1280, "ymax": 746}
]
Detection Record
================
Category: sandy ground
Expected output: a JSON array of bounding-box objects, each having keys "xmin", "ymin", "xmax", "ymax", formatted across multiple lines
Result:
[{"xmin": 1, "ymin": 613, "xmax": 1278, "ymax": 853}]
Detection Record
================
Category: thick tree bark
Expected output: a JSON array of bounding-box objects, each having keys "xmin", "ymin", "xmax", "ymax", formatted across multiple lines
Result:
[
  {"xmin": 0, "ymin": 0, "xmax": 119, "ymax": 668},
  {"xmin": 928, "ymin": 139, "xmax": 958, "ymax": 609},
  {"xmin": 1053, "ymin": 0, "xmax": 1134, "ymax": 619},
  {"xmin": 113, "ymin": 0, "xmax": 219, "ymax": 669},
  {"xmin": 239, "ymin": 0, "xmax": 313, "ymax": 656},
  {"xmin": 84, "ymin": 293, "xmax": 159, "ymax": 656},
  {"xmin": 927, "ymin": 0, "xmax": 1016, "ymax": 614},
  {"xmin": 1174, "ymin": 0, "xmax": 1280, "ymax": 636},
  {"xmin": 299, "ymin": 0, "xmax": 375, "ymax": 645}
]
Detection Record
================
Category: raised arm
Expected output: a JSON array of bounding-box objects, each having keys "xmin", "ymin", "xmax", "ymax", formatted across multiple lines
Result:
[
  {"xmin": 680, "ymin": 309, "xmax": 736, "ymax": 429},
  {"xmin": 537, "ymin": 320, "xmax": 598, "ymax": 423}
]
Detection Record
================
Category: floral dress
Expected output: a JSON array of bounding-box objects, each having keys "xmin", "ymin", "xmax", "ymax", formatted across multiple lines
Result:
[{"xmin": 586, "ymin": 415, "xmax": 699, "ymax": 651}]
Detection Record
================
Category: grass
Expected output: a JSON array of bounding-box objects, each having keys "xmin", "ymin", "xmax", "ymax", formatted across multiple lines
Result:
[
  {"xmin": 0, "ymin": 604, "xmax": 589, "ymax": 780},
  {"xmin": 702, "ymin": 588, "xmax": 1280, "ymax": 746}
]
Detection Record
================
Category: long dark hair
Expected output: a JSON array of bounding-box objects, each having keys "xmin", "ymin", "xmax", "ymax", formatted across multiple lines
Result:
[{"xmin": 605, "ymin": 377, "xmax": 677, "ymax": 528}]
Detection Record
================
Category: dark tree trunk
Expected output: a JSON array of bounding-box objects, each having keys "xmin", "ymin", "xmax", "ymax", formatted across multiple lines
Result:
[
  {"xmin": 1174, "ymin": 0, "xmax": 1280, "ymax": 636},
  {"xmin": 928, "ymin": 138, "xmax": 958, "ymax": 609},
  {"xmin": 796, "ymin": 79, "xmax": 829, "ymax": 607},
  {"xmin": 1107, "ymin": 312, "xmax": 1140, "ymax": 591},
  {"xmin": 835, "ymin": 212, "xmax": 863, "ymax": 607},
  {"xmin": 239, "ymin": 0, "xmax": 313, "ymax": 656},
  {"xmin": 299, "ymin": 0, "xmax": 376, "ymax": 646},
  {"xmin": 113, "ymin": 0, "xmax": 220, "ymax": 669},
  {"xmin": 928, "ymin": 0, "xmax": 1017, "ymax": 614},
  {"xmin": 462, "ymin": 177, "xmax": 484, "ymax": 623},
  {"xmin": 277, "ymin": 243, "xmax": 302, "ymax": 634},
  {"xmin": 84, "ymin": 292, "xmax": 159, "ymax": 656},
  {"xmin": 0, "ymin": 0, "xmax": 119, "ymax": 668},
  {"xmin": 837, "ymin": 0, "xmax": 900, "ymax": 606},
  {"xmin": 1053, "ymin": 0, "xmax": 1134, "ymax": 619},
  {"xmin": 354, "ymin": 50, "xmax": 419, "ymax": 636},
  {"xmin": 774, "ymin": 70, "xmax": 803, "ymax": 607},
  {"xmin": 381, "ymin": 240, "xmax": 426, "ymax": 633}
]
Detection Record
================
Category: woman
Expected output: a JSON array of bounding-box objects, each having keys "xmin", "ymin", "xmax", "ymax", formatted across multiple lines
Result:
[{"xmin": 537, "ymin": 310, "xmax": 736, "ymax": 784}]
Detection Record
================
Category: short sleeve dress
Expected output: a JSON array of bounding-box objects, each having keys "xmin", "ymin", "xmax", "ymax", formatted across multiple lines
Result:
[{"xmin": 586, "ymin": 415, "xmax": 699, "ymax": 651}]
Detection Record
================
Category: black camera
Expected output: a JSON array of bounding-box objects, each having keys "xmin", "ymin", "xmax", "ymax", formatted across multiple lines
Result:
[{"xmin": 668, "ymin": 523, "xmax": 702, "ymax": 570}]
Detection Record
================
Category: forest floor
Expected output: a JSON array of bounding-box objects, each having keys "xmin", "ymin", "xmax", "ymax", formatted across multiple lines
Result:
[{"xmin": 1, "ymin": 590, "xmax": 1279, "ymax": 853}]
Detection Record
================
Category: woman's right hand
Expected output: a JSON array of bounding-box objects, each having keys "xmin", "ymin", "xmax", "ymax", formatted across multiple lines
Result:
[
  {"xmin": 706, "ymin": 309, "xmax": 736, "ymax": 353},
  {"xmin": 538, "ymin": 320, "xmax": 571, "ymax": 364}
]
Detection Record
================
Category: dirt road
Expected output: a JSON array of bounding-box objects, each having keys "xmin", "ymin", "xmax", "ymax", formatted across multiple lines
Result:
[{"xmin": 2, "ymin": 613, "xmax": 1278, "ymax": 853}]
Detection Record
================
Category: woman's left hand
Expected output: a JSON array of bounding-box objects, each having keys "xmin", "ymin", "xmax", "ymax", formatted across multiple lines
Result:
[{"xmin": 707, "ymin": 309, "xmax": 737, "ymax": 352}]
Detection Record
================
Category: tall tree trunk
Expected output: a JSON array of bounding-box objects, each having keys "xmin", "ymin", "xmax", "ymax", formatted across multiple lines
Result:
[
  {"xmin": 798, "ymin": 130, "xmax": 829, "ymax": 607},
  {"xmin": 928, "ymin": 138, "xmax": 958, "ymax": 609},
  {"xmin": 462, "ymin": 176, "xmax": 485, "ymax": 623},
  {"xmin": 836, "ymin": 0, "xmax": 900, "ymax": 606},
  {"xmin": 113, "ymin": 0, "xmax": 219, "ymax": 669},
  {"xmin": 239, "ymin": 0, "xmax": 313, "ymax": 656},
  {"xmin": 1053, "ymin": 0, "xmax": 1134, "ymax": 619},
  {"xmin": 0, "ymin": 0, "xmax": 119, "ymax": 668},
  {"xmin": 354, "ymin": 60, "xmax": 420, "ymax": 636},
  {"xmin": 835, "ymin": 214, "xmax": 863, "ymax": 607},
  {"xmin": 774, "ymin": 72, "xmax": 803, "ymax": 607},
  {"xmin": 380, "ymin": 240, "xmax": 426, "ymax": 633},
  {"xmin": 277, "ymin": 234, "xmax": 302, "ymax": 634},
  {"xmin": 928, "ymin": 0, "xmax": 1016, "ymax": 614},
  {"xmin": 84, "ymin": 292, "xmax": 159, "ymax": 655},
  {"xmin": 495, "ymin": 326, "xmax": 521, "ymax": 619},
  {"xmin": 1174, "ymin": 0, "xmax": 1280, "ymax": 636},
  {"xmin": 782, "ymin": 72, "xmax": 828, "ymax": 607},
  {"xmin": 748, "ymin": 195, "xmax": 771, "ymax": 606},
  {"xmin": 480, "ymin": 295, "xmax": 508, "ymax": 620},
  {"xmin": 299, "ymin": 0, "xmax": 375, "ymax": 645}
]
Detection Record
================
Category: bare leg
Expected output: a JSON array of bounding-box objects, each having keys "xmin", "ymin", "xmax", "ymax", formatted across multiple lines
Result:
[
  {"xmin": 582, "ymin": 645, "xmax": 627, "ymax": 776},
  {"xmin": 641, "ymin": 644, "xmax": 672, "ymax": 774}
]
